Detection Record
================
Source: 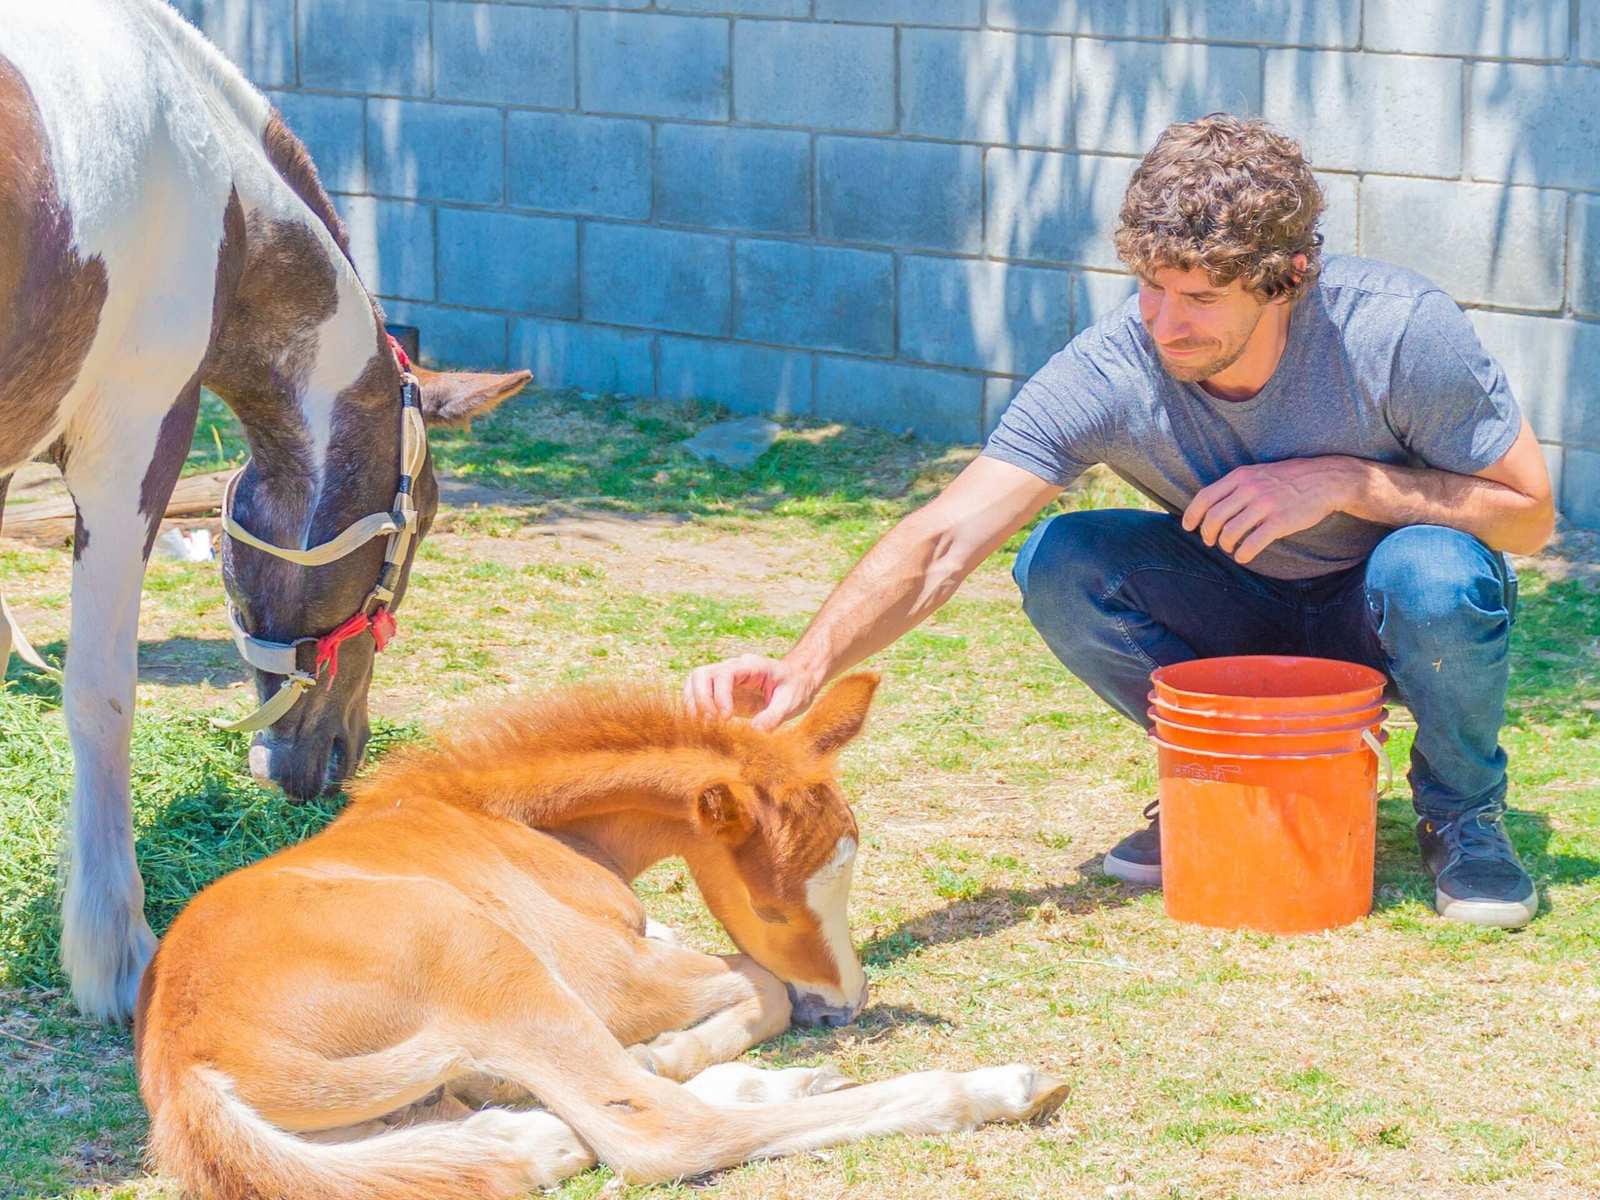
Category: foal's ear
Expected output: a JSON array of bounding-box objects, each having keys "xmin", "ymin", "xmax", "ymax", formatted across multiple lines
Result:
[
  {"xmin": 413, "ymin": 365, "xmax": 532, "ymax": 427},
  {"xmin": 694, "ymin": 783, "xmax": 753, "ymax": 844},
  {"xmin": 797, "ymin": 672, "xmax": 880, "ymax": 757}
]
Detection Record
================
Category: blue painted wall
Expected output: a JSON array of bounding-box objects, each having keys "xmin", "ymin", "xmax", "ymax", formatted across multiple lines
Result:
[{"xmin": 174, "ymin": 0, "xmax": 1600, "ymax": 527}]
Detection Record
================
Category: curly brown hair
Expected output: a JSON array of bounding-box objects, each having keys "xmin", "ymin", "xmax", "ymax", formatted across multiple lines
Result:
[{"xmin": 1113, "ymin": 114, "xmax": 1324, "ymax": 303}]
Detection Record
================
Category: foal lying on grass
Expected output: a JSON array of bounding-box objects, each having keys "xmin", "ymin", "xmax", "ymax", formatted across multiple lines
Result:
[{"xmin": 135, "ymin": 674, "xmax": 1068, "ymax": 1196}]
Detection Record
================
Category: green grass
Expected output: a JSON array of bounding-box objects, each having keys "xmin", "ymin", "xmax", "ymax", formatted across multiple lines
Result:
[{"xmin": 2, "ymin": 388, "xmax": 1598, "ymax": 1199}]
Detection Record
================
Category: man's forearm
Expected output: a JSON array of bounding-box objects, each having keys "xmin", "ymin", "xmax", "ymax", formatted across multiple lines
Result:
[
  {"xmin": 1341, "ymin": 457, "xmax": 1553, "ymax": 555},
  {"xmin": 783, "ymin": 511, "xmax": 968, "ymax": 688}
]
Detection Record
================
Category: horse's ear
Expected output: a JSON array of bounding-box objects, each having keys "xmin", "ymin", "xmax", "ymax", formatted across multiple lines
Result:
[
  {"xmin": 413, "ymin": 365, "xmax": 532, "ymax": 428},
  {"xmin": 797, "ymin": 672, "xmax": 880, "ymax": 757},
  {"xmin": 694, "ymin": 783, "xmax": 754, "ymax": 845}
]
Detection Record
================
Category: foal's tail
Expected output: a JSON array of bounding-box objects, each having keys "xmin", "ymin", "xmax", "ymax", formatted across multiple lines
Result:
[{"xmin": 148, "ymin": 1065, "xmax": 586, "ymax": 1200}]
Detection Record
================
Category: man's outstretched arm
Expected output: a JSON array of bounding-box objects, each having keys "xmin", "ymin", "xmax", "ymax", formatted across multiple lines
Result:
[
  {"xmin": 1185, "ymin": 417, "xmax": 1555, "ymax": 565},
  {"xmin": 684, "ymin": 456, "xmax": 1062, "ymax": 729}
]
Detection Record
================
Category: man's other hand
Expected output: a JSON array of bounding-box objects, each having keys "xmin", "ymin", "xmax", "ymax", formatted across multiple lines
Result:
[
  {"xmin": 684, "ymin": 653, "xmax": 821, "ymax": 731},
  {"xmin": 1182, "ymin": 456, "xmax": 1364, "ymax": 565}
]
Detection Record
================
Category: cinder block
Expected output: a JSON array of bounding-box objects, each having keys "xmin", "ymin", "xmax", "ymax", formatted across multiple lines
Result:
[
  {"xmin": 815, "ymin": 356, "xmax": 983, "ymax": 444},
  {"xmin": 579, "ymin": 12, "xmax": 729, "ymax": 121},
  {"xmin": 436, "ymin": 209, "xmax": 578, "ymax": 316},
  {"xmin": 815, "ymin": 0, "xmax": 980, "ymax": 25},
  {"xmin": 270, "ymin": 92, "xmax": 366, "ymax": 195},
  {"xmin": 1365, "ymin": 0, "xmax": 1568, "ymax": 58},
  {"xmin": 818, "ymin": 137, "xmax": 983, "ymax": 253},
  {"xmin": 1167, "ymin": 0, "xmax": 1359, "ymax": 47},
  {"xmin": 335, "ymin": 196, "xmax": 434, "ymax": 301},
  {"xmin": 1263, "ymin": 51, "xmax": 1461, "ymax": 178},
  {"xmin": 983, "ymin": 376, "xmax": 1022, "ymax": 438},
  {"xmin": 1317, "ymin": 172, "xmax": 1358, "ymax": 257},
  {"xmin": 987, "ymin": 0, "xmax": 1164, "ymax": 38},
  {"xmin": 582, "ymin": 224, "xmax": 732, "ymax": 337},
  {"xmin": 381, "ymin": 300, "xmax": 507, "ymax": 368},
  {"xmin": 1361, "ymin": 178, "xmax": 1565, "ymax": 310},
  {"xmin": 1468, "ymin": 65, "xmax": 1600, "ymax": 191},
  {"xmin": 658, "ymin": 337, "xmax": 814, "ymax": 417},
  {"xmin": 734, "ymin": 22, "xmax": 894, "ymax": 132},
  {"xmin": 1584, "ymin": 0, "xmax": 1600, "ymax": 61},
  {"xmin": 173, "ymin": 0, "xmax": 295, "ymax": 88},
  {"xmin": 897, "ymin": 256, "xmax": 1072, "ymax": 374},
  {"xmin": 900, "ymin": 30, "xmax": 1072, "ymax": 149},
  {"xmin": 508, "ymin": 113, "xmax": 651, "ymax": 219},
  {"xmin": 367, "ymin": 100, "xmax": 503, "ymax": 204},
  {"xmin": 734, "ymin": 239, "xmax": 893, "ymax": 355},
  {"xmin": 1468, "ymin": 311, "xmax": 1600, "ymax": 449},
  {"xmin": 1564, "ymin": 447, "xmax": 1600, "ymax": 528},
  {"xmin": 663, "ymin": 0, "xmax": 810, "ymax": 16},
  {"xmin": 434, "ymin": 4, "xmax": 574, "ymax": 107},
  {"xmin": 510, "ymin": 318, "xmax": 656, "ymax": 396},
  {"xmin": 1072, "ymin": 41, "xmax": 1261, "ymax": 157},
  {"xmin": 1070, "ymin": 270, "xmax": 1137, "ymax": 336},
  {"xmin": 299, "ymin": 0, "xmax": 431, "ymax": 96},
  {"xmin": 655, "ymin": 125, "xmax": 811, "ymax": 234},
  {"xmin": 1570, "ymin": 194, "xmax": 1600, "ymax": 318},
  {"xmin": 985, "ymin": 150, "xmax": 1135, "ymax": 270}
]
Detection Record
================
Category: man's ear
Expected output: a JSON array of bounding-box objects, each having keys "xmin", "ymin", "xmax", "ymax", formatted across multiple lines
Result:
[
  {"xmin": 796, "ymin": 672, "xmax": 880, "ymax": 757},
  {"xmin": 694, "ymin": 783, "xmax": 754, "ymax": 845},
  {"xmin": 413, "ymin": 365, "xmax": 532, "ymax": 427}
]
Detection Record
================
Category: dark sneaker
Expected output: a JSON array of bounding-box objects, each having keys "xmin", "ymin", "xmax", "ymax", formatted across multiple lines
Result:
[
  {"xmin": 1103, "ymin": 800, "xmax": 1162, "ymax": 886},
  {"xmin": 1417, "ymin": 805, "xmax": 1538, "ymax": 929}
]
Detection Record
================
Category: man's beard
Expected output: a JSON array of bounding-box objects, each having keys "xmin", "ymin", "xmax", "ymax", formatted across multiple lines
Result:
[{"xmin": 1151, "ymin": 308, "xmax": 1264, "ymax": 383}]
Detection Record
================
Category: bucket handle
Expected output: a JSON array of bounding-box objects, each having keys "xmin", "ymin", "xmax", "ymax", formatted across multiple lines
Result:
[{"xmin": 1361, "ymin": 728, "xmax": 1395, "ymax": 796}]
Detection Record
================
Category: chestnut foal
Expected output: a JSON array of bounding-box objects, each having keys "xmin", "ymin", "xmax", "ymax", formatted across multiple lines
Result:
[{"xmin": 136, "ymin": 674, "xmax": 1067, "ymax": 1196}]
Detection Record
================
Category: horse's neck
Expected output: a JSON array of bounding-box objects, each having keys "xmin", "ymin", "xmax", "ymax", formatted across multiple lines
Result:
[{"xmin": 427, "ymin": 744, "xmax": 724, "ymax": 878}]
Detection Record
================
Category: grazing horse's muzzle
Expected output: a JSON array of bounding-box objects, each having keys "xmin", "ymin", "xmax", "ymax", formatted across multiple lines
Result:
[
  {"xmin": 787, "ymin": 979, "xmax": 870, "ymax": 1029},
  {"xmin": 248, "ymin": 725, "xmax": 368, "ymax": 801}
]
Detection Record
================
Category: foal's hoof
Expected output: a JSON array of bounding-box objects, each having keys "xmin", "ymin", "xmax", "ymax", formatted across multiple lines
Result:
[{"xmin": 1023, "ymin": 1072, "xmax": 1071, "ymax": 1125}]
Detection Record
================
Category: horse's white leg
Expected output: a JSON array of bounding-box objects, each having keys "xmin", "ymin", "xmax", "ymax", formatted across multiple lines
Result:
[{"xmin": 58, "ymin": 388, "xmax": 199, "ymax": 1020}]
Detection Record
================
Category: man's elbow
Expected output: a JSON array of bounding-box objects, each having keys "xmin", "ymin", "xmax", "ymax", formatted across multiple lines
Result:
[{"xmin": 1502, "ymin": 499, "xmax": 1557, "ymax": 556}]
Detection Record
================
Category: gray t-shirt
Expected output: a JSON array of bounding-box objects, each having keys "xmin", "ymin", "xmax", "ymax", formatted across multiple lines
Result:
[{"xmin": 982, "ymin": 255, "xmax": 1523, "ymax": 580}]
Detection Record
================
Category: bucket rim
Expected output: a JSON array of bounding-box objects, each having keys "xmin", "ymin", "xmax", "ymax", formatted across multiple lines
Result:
[
  {"xmin": 1148, "ymin": 708, "xmax": 1388, "ymax": 740},
  {"xmin": 1146, "ymin": 690, "xmax": 1385, "ymax": 724},
  {"xmin": 1150, "ymin": 731, "xmax": 1384, "ymax": 762},
  {"xmin": 1151, "ymin": 655, "xmax": 1388, "ymax": 706}
]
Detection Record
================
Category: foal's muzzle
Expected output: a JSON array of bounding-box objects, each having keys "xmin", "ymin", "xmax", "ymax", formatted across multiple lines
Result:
[{"xmin": 787, "ymin": 979, "xmax": 870, "ymax": 1028}]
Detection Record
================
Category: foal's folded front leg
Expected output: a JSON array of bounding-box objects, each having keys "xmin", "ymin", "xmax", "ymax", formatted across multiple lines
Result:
[{"xmin": 628, "ymin": 949, "xmax": 793, "ymax": 1081}]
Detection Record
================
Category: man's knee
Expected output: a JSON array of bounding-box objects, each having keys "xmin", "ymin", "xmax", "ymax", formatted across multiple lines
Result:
[
  {"xmin": 1364, "ymin": 526, "xmax": 1511, "ymax": 649},
  {"xmin": 1012, "ymin": 509, "xmax": 1168, "ymax": 606}
]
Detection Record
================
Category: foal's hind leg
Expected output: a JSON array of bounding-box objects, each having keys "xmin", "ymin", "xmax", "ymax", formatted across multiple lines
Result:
[{"xmin": 58, "ymin": 387, "xmax": 200, "ymax": 1020}]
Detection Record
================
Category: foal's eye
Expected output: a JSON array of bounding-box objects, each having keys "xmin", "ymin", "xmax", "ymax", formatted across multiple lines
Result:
[{"xmin": 753, "ymin": 904, "xmax": 790, "ymax": 925}]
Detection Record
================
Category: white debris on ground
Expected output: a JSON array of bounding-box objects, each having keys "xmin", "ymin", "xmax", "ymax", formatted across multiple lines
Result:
[{"xmin": 680, "ymin": 417, "xmax": 782, "ymax": 470}]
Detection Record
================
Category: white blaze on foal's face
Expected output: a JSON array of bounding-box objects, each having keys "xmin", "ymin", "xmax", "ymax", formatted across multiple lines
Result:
[{"xmin": 787, "ymin": 834, "xmax": 867, "ymax": 1025}]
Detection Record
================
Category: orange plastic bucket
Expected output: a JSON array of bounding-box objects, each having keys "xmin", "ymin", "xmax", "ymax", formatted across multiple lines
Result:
[
  {"xmin": 1152, "ymin": 655, "xmax": 1385, "ymax": 717},
  {"xmin": 1148, "ymin": 691, "xmax": 1385, "ymax": 733},
  {"xmin": 1148, "ymin": 709, "xmax": 1387, "ymax": 756},
  {"xmin": 1149, "ymin": 656, "xmax": 1386, "ymax": 934},
  {"xmin": 1155, "ymin": 738, "xmax": 1379, "ymax": 933}
]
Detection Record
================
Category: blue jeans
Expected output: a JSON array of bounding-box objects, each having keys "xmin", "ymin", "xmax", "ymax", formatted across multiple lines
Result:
[{"xmin": 1012, "ymin": 510, "xmax": 1518, "ymax": 820}]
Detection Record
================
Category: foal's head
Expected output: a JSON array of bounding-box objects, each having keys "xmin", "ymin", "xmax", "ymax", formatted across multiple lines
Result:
[{"xmin": 688, "ymin": 673, "xmax": 880, "ymax": 1027}]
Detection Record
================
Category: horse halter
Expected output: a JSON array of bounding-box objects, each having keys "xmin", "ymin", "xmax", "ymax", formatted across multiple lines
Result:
[{"xmin": 214, "ymin": 338, "xmax": 427, "ymax": 733}]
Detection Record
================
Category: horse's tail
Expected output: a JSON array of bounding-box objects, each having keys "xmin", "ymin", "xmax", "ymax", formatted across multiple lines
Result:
[{"xmin": 147, "ymin": 1064, "xmax": 582, "ymax": 1200}]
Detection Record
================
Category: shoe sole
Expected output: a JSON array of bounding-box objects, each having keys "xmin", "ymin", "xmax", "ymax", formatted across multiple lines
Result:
[
  {"xmin": 1102, "ymin": 852, "xmax": 1162, "ymax": 887},
  {"xmin": 1435, "ymin": 887, "xmax": 1538, "ymax": 929}
]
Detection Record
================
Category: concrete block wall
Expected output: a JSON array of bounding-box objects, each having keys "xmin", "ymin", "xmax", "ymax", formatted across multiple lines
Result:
[{"xmin": 173, "ymin": 0, "xmax": 1600, "ymax": 527}]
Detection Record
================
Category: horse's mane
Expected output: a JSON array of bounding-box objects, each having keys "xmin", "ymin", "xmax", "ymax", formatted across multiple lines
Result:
[{"xmin": 347, "ymin": 685, "xmax": 801, "ymax": 822}]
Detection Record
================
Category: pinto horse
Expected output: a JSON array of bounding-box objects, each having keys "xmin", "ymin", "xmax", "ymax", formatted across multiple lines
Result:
[
  {"xmin": 0, "ymin": 0, "xmax": 529, "ymax": 1020},
  {"xmin": 135, "ymin": 674, "xmax": 1068, "ymax": 1195}
]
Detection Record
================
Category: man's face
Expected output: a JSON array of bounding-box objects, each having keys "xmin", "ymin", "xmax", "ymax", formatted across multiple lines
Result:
[{"xmin": 1137, "ymin": 264, "xmax": 1269, "ymax": 383}]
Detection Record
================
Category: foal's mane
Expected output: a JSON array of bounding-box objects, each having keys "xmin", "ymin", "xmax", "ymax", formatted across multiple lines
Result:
[{"xmin": 347, "ymin": 686, "xmax": 813, "ymax": 825}]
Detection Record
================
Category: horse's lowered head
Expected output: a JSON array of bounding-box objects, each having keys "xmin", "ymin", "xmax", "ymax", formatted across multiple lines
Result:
[
  {"xmin": 684, "ymin": 673, "xmax": 880, "ymax": 1027},
  {"xmin": 222, "ymin": 346, "xmax": 528, "ymax": 801}
]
